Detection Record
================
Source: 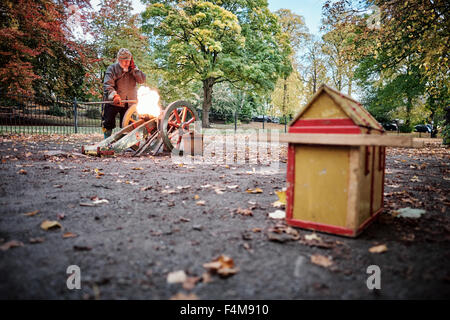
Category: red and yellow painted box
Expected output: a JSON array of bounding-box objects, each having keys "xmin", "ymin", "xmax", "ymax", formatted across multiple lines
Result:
[{"xmin": 285, "ymin": 85, "xmax": 386, "ymax": 237}]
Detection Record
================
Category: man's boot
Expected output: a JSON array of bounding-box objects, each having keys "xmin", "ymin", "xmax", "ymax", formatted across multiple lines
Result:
[{"xmin": 103, "ymin": 129, "xmax": 112, "ymax": 139}]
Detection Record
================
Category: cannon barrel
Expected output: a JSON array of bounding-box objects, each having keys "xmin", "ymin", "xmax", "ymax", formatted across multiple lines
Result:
[{"xmin": 82, "ymin": 100, "xmax": 199, "ymax": 157}]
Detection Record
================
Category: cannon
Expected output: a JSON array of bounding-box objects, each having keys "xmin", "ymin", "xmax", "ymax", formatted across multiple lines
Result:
[{"xmin": 82, "ymin": 98, "xmax": 199, "ymax": 157}]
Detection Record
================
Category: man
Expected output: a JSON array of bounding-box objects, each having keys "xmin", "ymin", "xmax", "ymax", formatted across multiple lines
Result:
[{"xmin": 102, "ymin": 48, "xmax": 146, "ymax": 138}]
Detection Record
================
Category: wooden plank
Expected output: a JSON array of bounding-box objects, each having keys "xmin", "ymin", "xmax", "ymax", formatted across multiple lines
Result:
[
  {"xmin": 346, "ymin": 147, "xmax": 360, "ymax": 230},
  {"xmin": 280, "ymin": 133, "xmax": 422, "ymax": 147}
]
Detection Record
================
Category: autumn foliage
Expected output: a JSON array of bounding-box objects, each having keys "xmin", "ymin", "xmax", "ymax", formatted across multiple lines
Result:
[{"xmin": 0, "ymin": 0, "xmax": 91, "ymax": 97}]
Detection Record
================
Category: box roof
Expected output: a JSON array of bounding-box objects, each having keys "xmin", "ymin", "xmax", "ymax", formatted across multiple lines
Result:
[{"xmin": 290, "ymin": 84, "xmax": 384, "ymax": 132}]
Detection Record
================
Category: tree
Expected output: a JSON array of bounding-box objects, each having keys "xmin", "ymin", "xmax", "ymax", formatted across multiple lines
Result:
[
  {"xmin": 322, "ymin": 0, "xmax": 449, "ymax": 137},
  {"xmin": 87, "ymin": 0, "xmax": 153, "ymax": 99},
  {"xmin": 0, "ymin": 0, "xmax": 91, "ymax": 98},
  {"xmin": 141, "ymin": 0, "xmax": 291, "ymax": 127},
  {"xmin": 301, "ymin": 38, "xmax": 329, "ymax": 99},
  {"xmin": 271, "ymin": 64, "xmax": 304, "ymax": 118},
  {"xmin": 273, "ymin": 9, "xmax": 309, "ymax": 119}
]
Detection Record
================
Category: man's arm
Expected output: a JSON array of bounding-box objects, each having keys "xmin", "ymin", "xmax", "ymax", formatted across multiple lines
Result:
[
  {"xmin": 132, "ymin": 68, "xmax": 146, "ymax": 84},
  {"xmin": 129, "ymin": 57, "xmax": 146, "ymax": 84},
  {"xmin": 103, "ymin": 65, "xmax": 118, "ymax": 100}
]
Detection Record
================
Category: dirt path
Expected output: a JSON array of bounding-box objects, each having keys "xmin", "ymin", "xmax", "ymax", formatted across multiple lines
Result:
[{"xmin": 0, "ymin": 134, "xmax": 448, "ymax": 299}]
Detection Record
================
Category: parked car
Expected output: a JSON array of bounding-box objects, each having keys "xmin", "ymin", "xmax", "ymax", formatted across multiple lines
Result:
[
  {"xmin": 252, "ymin": 115, "xmax": 273, "ymax": 122},
  {"xmin": 414, "ymin": 124, "xmax": 431, "ymax": 133},
  {"xmin": 382, "ymin": 122, "xmax": 398, "ymax": 131},
  {"xmin": 271, "ymin": 117, "xmax": 280, "ymax": 124}
]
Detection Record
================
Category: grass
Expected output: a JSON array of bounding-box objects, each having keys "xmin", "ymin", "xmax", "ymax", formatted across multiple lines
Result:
[
  {"xmin": 0, "ymin": 123, "xmax": 442, "ymax": 141},
  {"xmin": 0, "ymin": 126, "xmax": 104, "ymax": 135}
]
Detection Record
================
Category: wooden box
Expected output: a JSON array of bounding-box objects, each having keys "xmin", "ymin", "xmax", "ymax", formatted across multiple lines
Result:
[{"xmin": 284, "ymin": 85, "xmax": 388, "ymax": 237}]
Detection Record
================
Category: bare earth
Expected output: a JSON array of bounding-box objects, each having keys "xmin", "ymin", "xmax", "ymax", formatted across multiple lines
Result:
[{"xmin": 0, "ymin": 133, "xmax": 449, "ymax": 299}]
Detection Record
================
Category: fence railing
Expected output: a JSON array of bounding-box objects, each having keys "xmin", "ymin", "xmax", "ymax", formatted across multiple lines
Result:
[
  {"xmin": 0, "ymin": 93, "xmax": 290, "ymax": 134},
  {"xmin": 0, "ymin": 93, "xmax": 107, "ymax": 134}
]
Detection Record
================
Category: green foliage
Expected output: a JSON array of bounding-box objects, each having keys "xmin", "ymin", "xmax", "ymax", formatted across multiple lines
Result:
[
  {"xmin": 85, "ymin": 107, "xmax": 102, "ymax": 119},
  {"xmin": 141, "ymin": 0, "xmax": 291, "ymax": 126},
  {"xmin": 442, "ymin": 124, "xmax": 450, "ymax": 145},
  {"xmin": 399, "ymin": 123, "xmax": 413, "ymax": 133},
  {"xmin": 46, "ymin": 105, "xmax": 66, "ymax": 117},
  {"xmin": 322, "ymin": 0, "xmax": 448, "ymax": 136}
]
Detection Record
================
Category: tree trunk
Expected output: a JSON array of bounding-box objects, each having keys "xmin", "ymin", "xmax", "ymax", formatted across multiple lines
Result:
[
  {"xmin": 406, "ymin": 94, "xmax": 412, "ymax": 129},
  {"xmin": 347, "ymin": 79, "xmax": 352, "ymax": 96},
  {"xmin": 282, "ymin": 77, "xmax": 288, "ymax": 117},
  {"xmin": 202, "ymin": 78, "xmax": 214, "ymax": 128}
]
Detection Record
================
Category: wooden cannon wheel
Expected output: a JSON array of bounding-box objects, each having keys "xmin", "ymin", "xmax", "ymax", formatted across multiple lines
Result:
[
  {"xmin": 121, "ymin": 103, "xmax": 140, "ymax": 128},
  {"xmin": 122, "ymin": 104, "xmax": 158, "ymax": 152},
  {"xmin": 160, "ymin": 100, "xmax": 199, "ymax": 155}
]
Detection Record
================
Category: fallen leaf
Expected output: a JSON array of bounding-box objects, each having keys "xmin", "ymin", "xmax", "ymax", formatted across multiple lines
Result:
[
  {"xmin": 170, "ymin": 292, "xmax": 198, "ymax": 300},
  {"xmin": 167, "ymin": 270, "xmax": 187, "ymax": 284},
  {"xmin": 227, "ymin": 185, "xmax": 239, "ymax": 189},
  {"xmin": 242, "ymin": 242, "xmax": 253, "ymax": 253},
  {"xmin": 24, "ymin": 210, "xmax": 39, "ymax": 217},
  {"xmin": 41, "ymin": 220, "xmax": 62, "ymax": 230},
  {"xmin": 369, "ymin": 244, "xmax": 388, "ymax": 253},
  {"xmin": 246, "ymin": 188, "xmax": 263, "ymax": 194},
  {"xmin": 0, "ymin": 240, "xmax": 24, "ymax": 251},
  {"xmin": 202, "ymin": 272, "xmax": 213, "ymax": 283},
  {"xmin": 272, "ymin": 201, "xmax": 285, "ymax": 208},
  {"xmin": 300, "ymin": 234, "xmax": 337, "ymax": 249},
  {"xmin": 305, "ymin": 233, "xmax": 321, "ymax": 241},
  {"xmin": 267, "ymin": 224, "xmax": 300, "ymax": 242},
  {"xmin": 268, "ymin": 210, "xmax": 285, "ymax": 219},
  {"xmin": 80, "ymin": 198, "xmax": 109, "ymax": 206},
  {"xmin": 214, "ymin": 188, "xmax": 225, "ymax": 195},
  {"xmin": 311, "ymin": 254, "xmax": 333, "ymax": 268},
  {"xmin": 275, "ymin": 189, "xmax": 286, "ymax": 204},
  {"xmin": 63, "ymin": 232, "xmax": 78, "ymax": 239},
  {"xmin": 17, "ymin": 169, "xmax": 27, "ymax": 175},
  {"xmin": 217, "ymin": 267, "xmax": 239, "ymax": 277},
  {"xmin": 57, "ymin": 213, "xmax": 65, "ymax": 220},
  {"xmin": 235, "ymin": 207, "xmax": 253, "ymax": 216},
  {"xmin": 267, "ymin": 232, "xmax": 293, "ymax": 243},
  {"xmin": 132, "ymin": 167, "xmax": 143, "ymax": 170},
  {"xmin": 194, "ymin": 194, "xmax": 200, "ymax": 200},
  {"xmin": 183, "ymin": 276, "xmax": 201, "ymax": 290},
  {"xmin": 252, "ymin": 228, "xmax": 262, "ymax": 233},
  {"xmin": 29, "ymin": 237, "xmax": 45, "ymax": 244},
  {"xmin": 395, "ymin": 207, "xmax": 426, "ymax": 219},
  {"xmin": 73, "ymin": 245, "xmax": 92, "ymax": 251},
  {"xmin": 203, "ymin": 255, "xmax": 239, "ymax": 278},
  {"xmin": 162, "ymin": 189, "xmax": 177, "ymax": 194},
  {"xmin": 196, "ymin": 200, "xmax": 205, "ymax": 206},
  {"xmin": 94, "ymin": 168, "xmax": 104, "ymax": 177}
]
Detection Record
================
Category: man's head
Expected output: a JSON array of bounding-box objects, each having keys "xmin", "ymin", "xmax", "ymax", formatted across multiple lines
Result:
[{"xmin": 117, "ymin": 48, "xmax": 132, "ymax": 71}]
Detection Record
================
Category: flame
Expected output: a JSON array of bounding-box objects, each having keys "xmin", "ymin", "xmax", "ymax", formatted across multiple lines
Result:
[{"xmin": 136, "ymin": 86, "xmax": 161, "ymax": 117}]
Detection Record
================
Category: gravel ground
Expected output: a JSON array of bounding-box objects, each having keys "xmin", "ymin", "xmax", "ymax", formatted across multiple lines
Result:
[{"xmin": 0, "ymin": 134, "xmax": 449, "ymax": 300}]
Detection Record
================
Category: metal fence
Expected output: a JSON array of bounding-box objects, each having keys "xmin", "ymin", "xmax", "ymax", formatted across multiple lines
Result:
[
  {"xmin": 0, "ymin": 93, "xmax": 105, "ymax": 134},
  {"xmin": 0, "ymin": 93, "xmax": 290, "ymax": 134}
]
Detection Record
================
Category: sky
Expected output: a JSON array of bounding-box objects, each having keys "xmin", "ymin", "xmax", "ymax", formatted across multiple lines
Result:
[
  {"xmin": 268, "ymin": 0, "xmax": 327, "ymax": 35},
  {"xmin": 89, "ymin": 0, "xmax": 327, "ymax": 35}
]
